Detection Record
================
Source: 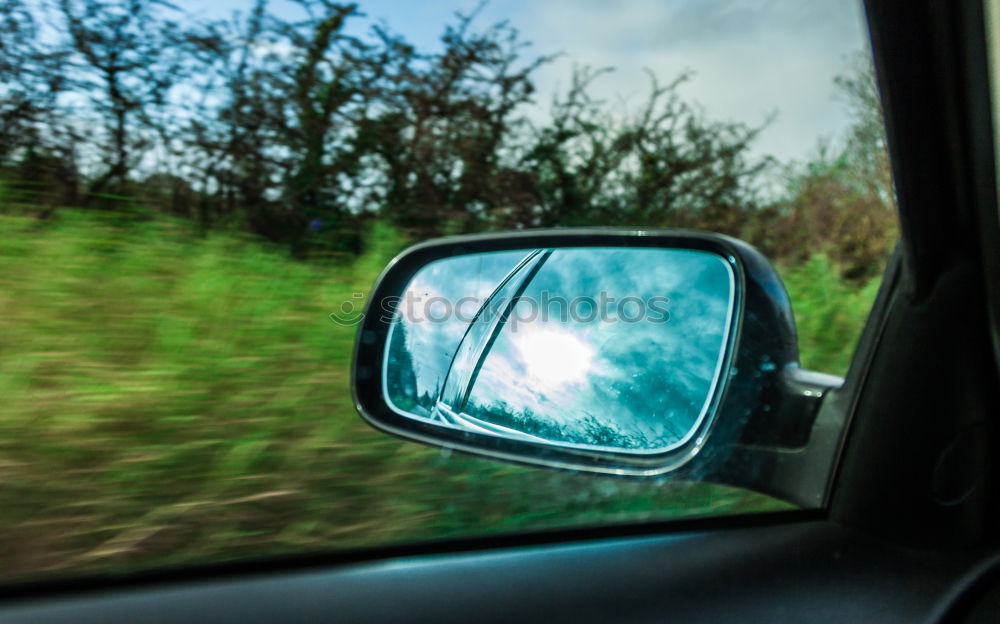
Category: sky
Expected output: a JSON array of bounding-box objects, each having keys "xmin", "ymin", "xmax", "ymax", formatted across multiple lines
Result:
[{"xmin": 175, "ymin": 0, "xmax": 871, "ymax": 164}]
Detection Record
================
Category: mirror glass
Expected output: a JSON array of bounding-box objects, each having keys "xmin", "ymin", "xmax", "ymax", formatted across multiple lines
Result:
[{"xmin": 383, "ymin": 247, "xmax": 736, "ymax": 454}]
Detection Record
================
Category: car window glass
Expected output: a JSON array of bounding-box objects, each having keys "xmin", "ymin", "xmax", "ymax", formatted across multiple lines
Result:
[{"xmin": 0, "ymin": 0, "xmax": 895, "ymax": 584}]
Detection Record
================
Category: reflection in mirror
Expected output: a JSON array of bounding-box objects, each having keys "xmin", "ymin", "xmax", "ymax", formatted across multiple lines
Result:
[{"xmin": 384, "ymin": 247, "xmax": 736, "ymax": 454}]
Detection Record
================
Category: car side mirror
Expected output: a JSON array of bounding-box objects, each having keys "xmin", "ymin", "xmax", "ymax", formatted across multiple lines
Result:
[{"xmin": 352, "ymin": 230, "xmax": 845, "ymax": 504}]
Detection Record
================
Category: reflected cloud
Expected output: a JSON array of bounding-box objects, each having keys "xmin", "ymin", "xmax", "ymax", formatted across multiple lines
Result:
[
  {"xmin": 387, "ymin": 251, "xmax": 528, "ymax": 406},
  {"xmin": 385, "ymin": 247, "xmax": 735, "ymax": 453}
]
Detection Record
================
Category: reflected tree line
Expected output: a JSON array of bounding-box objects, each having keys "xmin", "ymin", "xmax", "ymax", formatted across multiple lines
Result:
[
  {"xmin": 2, "ymin": 0, "xmax": 895, "ymax": 277},
  {"xmin": 464, "ymin": 400, "xmax": 684, "ymax": 450}
]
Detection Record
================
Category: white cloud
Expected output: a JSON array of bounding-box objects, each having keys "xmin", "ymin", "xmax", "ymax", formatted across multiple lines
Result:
[{"xmin": 503, "ymin": 0, "xmax": 870, "ymax": 162}]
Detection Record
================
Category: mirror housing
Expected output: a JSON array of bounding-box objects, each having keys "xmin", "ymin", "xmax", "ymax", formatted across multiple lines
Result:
[{"xmin": 351, "ymin": 229, "xmax": 844, "ymax": 504}]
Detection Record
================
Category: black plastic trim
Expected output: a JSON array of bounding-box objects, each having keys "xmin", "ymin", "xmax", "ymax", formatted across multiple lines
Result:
[
  {"xmin": 0, "ymin": 518, "xmax": 988, "ymax": 624},
  {"xmin": 352, "ymin": 228, "xmax": 840, "ymax": 502}
]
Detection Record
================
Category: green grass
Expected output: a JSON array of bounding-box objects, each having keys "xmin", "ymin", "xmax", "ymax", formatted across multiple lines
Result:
[
  {"xmin": 0, "ymin": 210, "xmax": 878, "ymax": 582},
  {"xmin": 781, "ymin": 253, "xmax": 882, "ymax": 375}
]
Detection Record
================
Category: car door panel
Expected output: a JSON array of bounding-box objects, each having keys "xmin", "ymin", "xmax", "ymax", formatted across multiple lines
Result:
[{"xmin": 0, "ymin": 519, "xmax": 989, "ymax": 624}]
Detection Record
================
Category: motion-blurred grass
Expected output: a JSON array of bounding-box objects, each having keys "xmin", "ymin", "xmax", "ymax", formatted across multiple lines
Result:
[{"xmin": 0, "ymin": 210, "xmax": 877, "ymax": 582}]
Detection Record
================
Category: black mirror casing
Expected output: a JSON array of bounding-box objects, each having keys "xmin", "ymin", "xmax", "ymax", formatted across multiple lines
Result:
[{"xmin": 351, "ymin": 229, "xmax": 843, "ymax": 504}]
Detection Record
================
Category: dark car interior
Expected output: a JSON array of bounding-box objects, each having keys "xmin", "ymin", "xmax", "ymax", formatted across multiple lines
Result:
[{"xmin": 2, "ymin": 0, "xmax": 1000, "ymax": 622}]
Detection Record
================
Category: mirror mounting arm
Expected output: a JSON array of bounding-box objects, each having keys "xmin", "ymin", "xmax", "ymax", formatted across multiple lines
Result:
[{"xmin": 715, "ymin": 370, "xmax": 846, "ymax": 508}]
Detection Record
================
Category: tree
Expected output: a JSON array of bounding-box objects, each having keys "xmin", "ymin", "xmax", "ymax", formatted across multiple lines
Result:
[
  {"xmin": 2, "ymin": 0, "xmax": 786, "ymax": 257},
  {"xmin": 835, "ymin": 51, "xmax": 893, "ymax": 208},
  {"xmin": 270, "ymin": 1, "xmax": 368, "ymax": 253},
  {"xmin": 0, "ymin": 0, "xmax": 78, "ymax": 206},
  {"xmin": 180, "ymin": 1, "xmax": 370, "ymax": 251},
  {"xmin": 57, "ymin": 0, "xmax": 192, "ymax": 200},
  {"xmin": 357, "ymin": 7, "xmax": 552, "ymax": 235},
  {"xmin": 517, "ymin": 68, "xmax": 771, "ymax": 232},
  {"xmin": 749, "ymin": 52, "xmax": 897, "ymax": 281},
  {"xmin": 386, "ymin": 321, "xmax": 419, "ymax": 410},
  {"xmin": 179, "ymin": 0, "xmax": 273, "ymax": 227},
  {"xmin": 1, "ymin": 1, "xmax": 46, "ymax": 161}
]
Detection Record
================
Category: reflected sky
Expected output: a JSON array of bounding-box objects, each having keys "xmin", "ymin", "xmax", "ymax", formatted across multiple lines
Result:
[
  {"xmin": 385, "ymin": 247, "xmax": 735, "ymax": 452},
  {"xmin": 387, "ymin": 250, "xmax": 528, "ymax": 404}
]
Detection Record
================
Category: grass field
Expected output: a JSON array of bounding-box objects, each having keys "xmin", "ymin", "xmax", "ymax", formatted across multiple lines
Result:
[{"xmin": 0, "ymin": 210, "xmax": 880, "ymax": 582}]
